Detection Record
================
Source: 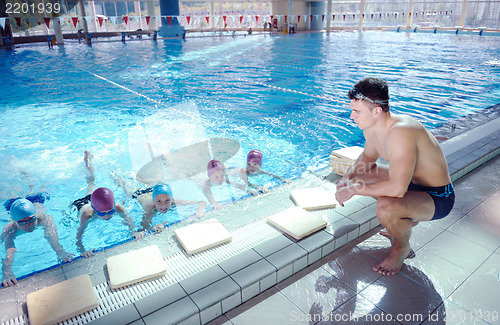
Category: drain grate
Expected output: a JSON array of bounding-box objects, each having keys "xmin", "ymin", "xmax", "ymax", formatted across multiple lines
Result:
[{"xmin": 3, "ymin": 216, "xmax": 281, "ymax": 325}]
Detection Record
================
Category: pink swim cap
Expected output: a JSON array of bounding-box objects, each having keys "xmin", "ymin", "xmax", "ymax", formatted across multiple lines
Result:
[
  {"xmin": 91, "ymin": 187, "xmax": 115, "ymax": 212},
  {"xmin": 207, "ymin": 160, "xmax": 224, "ymax": 178},
  {"xmin": 247, "ymin": 149, "xmax": 263, "ymax": 166}
]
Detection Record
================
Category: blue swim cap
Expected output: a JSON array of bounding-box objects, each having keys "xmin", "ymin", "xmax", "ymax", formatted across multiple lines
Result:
[
  {"xmin": 152, "ymin": 184, "xmax": 173, "ymax": 201},
  {"xmin": 10, "ymin": 199, "xmax": 36, "ymax": 222}
]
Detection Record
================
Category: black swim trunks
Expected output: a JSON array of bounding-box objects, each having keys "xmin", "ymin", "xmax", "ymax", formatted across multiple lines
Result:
[
  {"xmin": 407, "ymin": 182, "xmax": 455, "ymax": 220},
  {"xmin": 71, "ymin": 194, "xmax": 91, "ymax": 211},
  {"xmin": 132, "ymin": 187, "xmax": 153, "ymax": 199}
]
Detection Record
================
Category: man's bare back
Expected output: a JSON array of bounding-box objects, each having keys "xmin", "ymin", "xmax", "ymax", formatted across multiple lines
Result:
[{"xmin": 364, "ymin": 114, "xmax": 451, "ymax": 188}]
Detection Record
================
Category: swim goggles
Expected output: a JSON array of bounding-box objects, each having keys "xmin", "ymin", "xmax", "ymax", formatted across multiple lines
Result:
[
  {"xmin": 349, "ymin": 88, "xmax": 389, "ymax": 105},
  {"xmin": 13, "ymin": 215, "xmax": 37, "ymax": 226},
  {"xmin": 91, "ymin": 204, "xmax": 116, "ymax": 218}
]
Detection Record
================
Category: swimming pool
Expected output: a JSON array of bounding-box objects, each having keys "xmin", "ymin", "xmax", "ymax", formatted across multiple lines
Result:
[{"xmin": 0, "ymin": 31, "xmax": 499, "ymax": 282}]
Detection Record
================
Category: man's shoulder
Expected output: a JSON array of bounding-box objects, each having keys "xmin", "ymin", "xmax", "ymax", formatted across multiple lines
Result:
[{"xmin": 390, "ymin": 115, "xmax": 423, "ymax": 135}]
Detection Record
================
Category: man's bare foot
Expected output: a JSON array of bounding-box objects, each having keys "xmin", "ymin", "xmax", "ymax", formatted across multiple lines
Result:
[
  {"xmin": 373, "ymin": 244, "xmax": 412, "ymax": 276},
  {"xmin": 379, "ymin": 229, "xmax": 416, "ymax": 259}
]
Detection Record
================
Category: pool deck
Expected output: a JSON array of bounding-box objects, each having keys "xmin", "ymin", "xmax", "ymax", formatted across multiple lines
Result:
[{"xmin": 1, "ymin": 110, "xmax": 499, "ymax": 325}]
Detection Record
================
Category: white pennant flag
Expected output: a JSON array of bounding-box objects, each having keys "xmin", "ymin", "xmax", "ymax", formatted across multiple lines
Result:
[
  {"xmin": 109, "ymin": 16, "xmax": 117, "ymax": 25},
  {"xmin": 0, "ymin": 17, "xmax": 6, "ymax": 29}
]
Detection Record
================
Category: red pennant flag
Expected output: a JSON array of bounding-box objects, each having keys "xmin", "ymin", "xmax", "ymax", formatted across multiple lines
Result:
[
  {"xmin": 223, "ymin": 15, "xmax": 226, "ymax": 24},
  {"xmin": 284, "ymin": 15, "xmax": 287, "ymax": 23},
  {"xmin": 297, "ymin": 16, "xmax": 301, "ymax": 23},
  {"xmin": 98, "ymin": 16, "xmax": 104, "ymax": 27},
  {"xmin": 205, "ymin": 16, "xmax": 209, "ymax": 24},
  {"xmin": 186, "ymin": 16, "xmax": 191, "ymax": 25},
  {"xmin": 322, "ymin": 15, "xmax": 325, "ymax": 22},
  {"xmin": 343, "ymin": 15, "xmax": 346, "ymax": 20},
  {"xmin": 362, "ymin": 14, "xmax": 365, "ymax": 18},
  {"xmin": 44, "ymin": 17, "xmax": 50, "ymax": 29},
  {"xmin": 146, "ymin": 16, "xmax": 150, "ymax": 25},
  {"xmin": 71, "ymin": 17, "xmax": 78, "ymax": 27},
  {"xmin": 15, "ymin": 17, "xmax": 21, "ymax": 27},
  {"xmin": 123, "ymin": 16, "xmax": 128, "ymax": 25},
  {"xmin": 255, "ymin": 15, "xmax": 259, "ymax": 24},
  {"xmin": 239, "ymin": 16, "xmax": 243, "ymax": 24},
  {"xmin": 167, "ymin": 16, "xmax": 172, "ymax": 26},
  {"xmin": 309, "ymin": 15, "xmax": 313, "ymax": 22},
  {"xmin": 332, "ymin": 14, "xmax": 335, "ymax": 21},
  {"xmin": 371, "ymin": 14, "xmax": 373, "ymax": 19},
  {"xmin": 270, "ymin": 15, "xmax": 274, "ymax": 22},
  {"xmin": 352, "ymin": 14, "xmax": 355, "ymax": 19}
]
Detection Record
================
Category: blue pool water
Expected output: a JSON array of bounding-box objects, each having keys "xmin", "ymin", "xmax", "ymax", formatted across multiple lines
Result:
[{"xmin": 0, "ymin": 31, "xmax": 499, "ymax": 281}]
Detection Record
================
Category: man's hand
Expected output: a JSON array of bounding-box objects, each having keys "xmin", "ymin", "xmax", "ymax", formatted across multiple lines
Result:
[
  {"xmin": 336, "ymin": 176, "xmax": 351, "ymax": 190},
  {"xmin": 335, "ymin": 185, "xmax": 355, "ymax": 207}
]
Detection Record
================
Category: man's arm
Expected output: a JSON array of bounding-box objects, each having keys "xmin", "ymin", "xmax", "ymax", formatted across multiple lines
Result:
[
  {"xmin": 337, "ymin": 127, "xmax": 416, "ymax": 204},
  {"xmin": 337, "ymin": 138, "xmax": 379, "ymax": 187}
]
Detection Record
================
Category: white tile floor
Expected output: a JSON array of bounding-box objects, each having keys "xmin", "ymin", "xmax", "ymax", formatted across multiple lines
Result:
[{"xmin": 209, "ymin": 155, "xmax": 500, "ymax": 325}]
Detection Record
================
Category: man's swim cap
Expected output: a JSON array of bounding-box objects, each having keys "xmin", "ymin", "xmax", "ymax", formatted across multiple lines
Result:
[
  {"xmin": 90, "ymin": 187, "xmax": 115, "ymax": 212},
  {"xmin": 247, "ymin": 149, "xmax": 263, "ymax": 167},
  {"xmin": 207, "ymin": 160, "xmax": 224, "ymax": 177},
  {"xmin": 152, "ymin": 183, "xmax": 173, "ymax": 201},
  {"xmin": 10, "ymin": 198, "xmax": 36, "ymax": 222}
]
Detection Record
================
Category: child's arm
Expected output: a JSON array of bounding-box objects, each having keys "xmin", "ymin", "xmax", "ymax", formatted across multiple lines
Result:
[
  {"xmin": 261, "ymin": 169, "xmax": 290, "ymax": 183},
  {"xmin": 174, "ymin": 199, "xmax": 207, "ymax": 218},
  {"xmin": 228, "ymin": 180, "xmax": 259, "ymax": 196},
  {"xmin": 76, "ymin": 211, "xmax": 92, "ymax": 257},
  {"xmin": 116, "ymin": 204, "xmax": 142, "ymax": 239},
  {"xmin": 39, "ymin": 214, "xmax": 74, "ymax": 263},
  {"xmin": 1, "ymin": 224, "xmax": 18, "ymax": 287},
  {"xmin": 202, "ymin": 180, "xmax": 223, "ymax": 209}
]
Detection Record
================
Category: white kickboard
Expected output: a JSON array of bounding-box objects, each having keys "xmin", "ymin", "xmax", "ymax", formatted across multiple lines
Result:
[
  {"xmin": 267, "ymin": 207, "xmax": 328, "ymax": 240},
  {"xmin": 329, "ymin": 146, "xmax": 364, "ymax": 175},
  {"xmin": 27, "ymin": 274, "xmax": 99, "ymax": 325},
  {"xmin": 107, "ymin": 245, "xmax": 166, "ymax": 289},
  {"xmin": 174, "ymin": 218, "xmax": 232, "ymax": 255},
  {"xmin": 290, "ymin": 187, "xmax": 338, "ymax": 210}
]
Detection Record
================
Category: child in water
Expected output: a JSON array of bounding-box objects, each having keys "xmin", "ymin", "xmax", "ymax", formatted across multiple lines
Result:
[
  {"xmin": 202, "ymin": 160, "xmax": 258, "ymax": 209},
  {"xmin": 112, "ymin": 175, "xmax": 207, "ymax": 232},
  {"xmin": 71, "ymin": 151, "xmax": 140, "ymax": 257},
  {"xmin": 235, "ymin": 149, "xmax": 289, "ymax": 192},
  {"xmin": 2, "ymin": 197, "xmax": 74, "ymax": 287}
]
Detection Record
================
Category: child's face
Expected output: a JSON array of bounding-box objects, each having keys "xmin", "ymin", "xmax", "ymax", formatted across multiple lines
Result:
[
  {"xmin": 247, "ymin": 161, "xmax": 261, "ymax": 174},
  {"xmin": 15, "ymin": 215, "xmax": 38, "ymax": 232},
  {"xmin": 209, "ymin": 170, "xmax": 225, "ymax": 185},
  {"xmin": 154, "ymin": 194, "xmax": 172, "ymax": 213}
]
